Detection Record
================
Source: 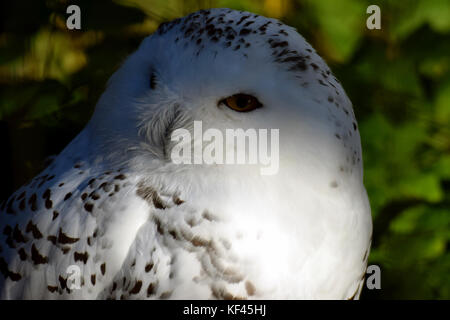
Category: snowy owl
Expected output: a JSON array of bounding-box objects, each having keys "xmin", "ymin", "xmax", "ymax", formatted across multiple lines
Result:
[{"xmin": 0, "ymin": 8, "xmax": 372, "ymax": 299}]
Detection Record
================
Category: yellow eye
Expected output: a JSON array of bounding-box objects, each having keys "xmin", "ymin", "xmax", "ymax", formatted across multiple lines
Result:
[{"xmin": 221, "ymin": 94, "xmax": 262, "ymax": 112}]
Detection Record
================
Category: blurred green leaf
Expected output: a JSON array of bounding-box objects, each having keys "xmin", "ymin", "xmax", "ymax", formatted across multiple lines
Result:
[
  {"xmin": 305, "ymin": 0, "xmax": 365, "ymax": 62},
  {"xmin": 390, "ymin": 0, "xmax": 450, "ymax": 40}
]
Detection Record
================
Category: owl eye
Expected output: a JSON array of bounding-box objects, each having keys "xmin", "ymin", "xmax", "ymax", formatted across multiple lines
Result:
[
  {"xmin": 220, "ymin": 94, "xmax": 262, "ymax": 112},
  {"xmin": 150, "ymin": 71, "xmax": 157, "ymax": 89}
]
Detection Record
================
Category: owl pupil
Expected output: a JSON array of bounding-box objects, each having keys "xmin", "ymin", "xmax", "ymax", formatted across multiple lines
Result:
[{"xmin": 236, "ymin": 96, "xmax": 250, "ymax": 108}]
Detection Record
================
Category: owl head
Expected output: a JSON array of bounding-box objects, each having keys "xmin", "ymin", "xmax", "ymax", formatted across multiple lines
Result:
[{"xmin": 86, "ymin": 8, "xmax": 364, "ymax": 205}]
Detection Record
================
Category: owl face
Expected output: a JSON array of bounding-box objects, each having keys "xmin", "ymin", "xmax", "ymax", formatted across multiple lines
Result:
[{"xmin": 90, "ymin": 8, "xmax": 363, "ymax": 193}]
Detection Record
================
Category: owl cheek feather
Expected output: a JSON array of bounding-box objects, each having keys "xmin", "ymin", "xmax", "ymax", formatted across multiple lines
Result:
[{"xmin": 140, "ymin": 103, "xmax": 192, "ymax": 160}]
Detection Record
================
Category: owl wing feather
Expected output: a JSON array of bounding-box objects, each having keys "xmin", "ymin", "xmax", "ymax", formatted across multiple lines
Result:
[{"xmin": 0, "ymin": 151, "xmax": 157, "ymax": 299}]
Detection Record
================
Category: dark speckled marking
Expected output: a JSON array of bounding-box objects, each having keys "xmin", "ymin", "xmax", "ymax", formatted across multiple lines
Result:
[
  {"xmin": 8, "ymin": 271, "xmax": 22, "ymax": 281},
  {"xmin": 173, "ymin": 196, "xmax": 184, "ymax": 205},
  {"xmin": 74, "ymin": 251, "xmax": 89, "ymax": 264},
  {"xmin": 84, "ymin": 203, "xmax": 94, "ymax": 213},
  {"xmin": 13, "ymin": 225, "xmax": 28, "ymax": 243},
  {"xmin": 101, "ymin": 263, "xmax": 106, "ymax": 275},
  {"xmin": 99, "ymin": 182, "xmax": 112, "ymax": 193},
  {"xmin": 145, "ymin": 262, "xmax": 154, "ymax": 273},
  {"xmin": 147, "ymin": 283, "xmax": 156, "ymax": 297},
  {"xmin": 159, "ymin": 291, "xmax": 172, "ymax": 299},
  {"xmin": 239, "ymin": 28, "xmax": 251, "ymax": 36},
  {"xmin": 91, "ymin": 193, "xmax": 100, "ymax": 200},
  {"xmin": 45, "ymin": 199, "xmax": 53, "ymax": 209},
  {"xmin": 18, "ymin": 248, "xmax": 27, "ymax": 260},
  {"xmin": 28, "ymin": 193, "xmax": 37, "ymax": 211},
  {"xmin": 59, "ymin": 275, "xmax": 67, "ymax": 290},
  {"xmin": 58, "ymin": 228, "xmax": 79, "ymax": 244},
  {"xmin": 0, "ymin": 257, "xmax": 22, "ymax": 281},
  {"xmin": 129, "ymin": 281, "xmax": 143, "ymax": 295},
  {"xmin": 48, "ymin": 285, "xmax": 58, "ymax": 293},
  {"xmin": 18, "ymin": 199, "xmax": 26, "ymax": 211},
  {"xmin": 245, "ymin": 280, "xmax": 256, "ymax": 296},
  {"xmin": 272, "ymin": 41, "xmax": 289, "ymax": 49},
  {"xmin": 61, "ymin": 247, "xmax": 70, "ymax": 254},
  {"xmin": 31, "ymin": 244, "xmax": 48, "ymax": 265},
  {"xmin": 47, "ymin": 235, "xmax": 57, "ymax": 245},
  {"xmin": 26, "ymin": 220, "xmax": 43, "ymax": 239},
  {"xmin": 3, "ymin": 225, "xmax": 12, "ymax": 237},
  {"xmin": 136, "ymin": 183, "xmax": 167, "ymax": 209},
  {"xmin": 42, "ymin": 189, "xmax": 51, "ymax": 199}
]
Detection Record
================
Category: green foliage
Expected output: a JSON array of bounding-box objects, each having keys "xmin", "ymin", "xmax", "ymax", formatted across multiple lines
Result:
[{"xmin": 0, "ymin": 0, "xmax": 448, "ymax": 299}]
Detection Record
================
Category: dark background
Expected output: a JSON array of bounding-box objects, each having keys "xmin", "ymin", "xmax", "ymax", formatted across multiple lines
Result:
[{"xmin": 0, "ymin": 0, "xmax": 449, "ymax": 299}]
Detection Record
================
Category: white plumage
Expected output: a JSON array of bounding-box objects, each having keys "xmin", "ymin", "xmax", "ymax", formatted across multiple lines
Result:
[{"xmin": 0, "ymin": 8, "xmax": 372, "ymax": 299}]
